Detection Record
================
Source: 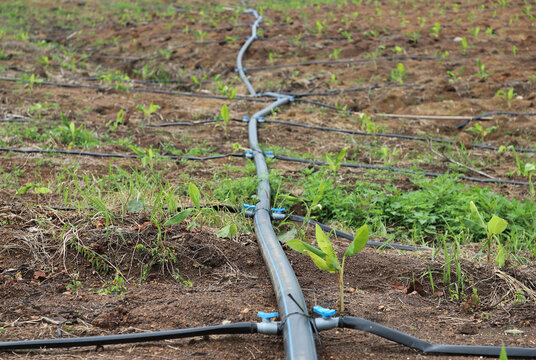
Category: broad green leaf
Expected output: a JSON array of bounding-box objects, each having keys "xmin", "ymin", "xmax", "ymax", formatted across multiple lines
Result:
[
  {"xmin": 127, "ymin": 198, "xmax": 144, "ymax": 212},
  {"xmin": 34, "ymin": 187, "xmax": 51, "ymax": 195},
  {"xmin": 16, "ymin": 183, "xmax": 34, "ymax": 195},
  {"xmin": 315, "ymin": 224, "xmax": 340, "ymax": 268},
  {"xmin": 164, "ymin": 208, "xmax": 192, "ymax": 225},
  {"xmin": 488, "ymin": 215, "xmax": 508, "ymax": 235},
  {"xmin": 327, "ymin": 254, "xmax": 341, "ymax": 271},
  {"xmin": 469, "ymin": 201, "xmax": 486, "ymax": 229},
  {"xmin": 217, "ymin": 223, "xmax": 237, "ymax": 239},
  {"xmin": 277, "ymin": 227, "xmax": 298, "ymax": 244},
  {"xmin": 305, "ymin": 250, "xmax": 336, "ymax": 273},
  {"xmin": 326, "ymin": 156, "xmax": 336, "ymax": 172},
  {"xmin": 495, "ymin": 243, "xmax": 507, "ymax": 267},
  {"xmin": 220, "ymin": 104, "xmax": 229, "ymax": 121},
  {"xmin": 344, "ymin": 224, "xmax": 369, "ymax": 257},
  {"xmin": 311, "ymin": 179, "xmax": 324, "ymax": 208},
  {"xmin": 189, "ymin": 182, "xmax": 200, "ymax": 209},
  {"xmin": 337, "ymin": 147, "xmax": 349, "ymax": 163},
  {"xmin": 286, "ymin": 239, "xmax": 307, "ymax": 254}
]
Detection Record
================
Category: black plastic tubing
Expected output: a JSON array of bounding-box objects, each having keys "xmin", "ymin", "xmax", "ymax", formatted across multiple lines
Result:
[
  {"xmin": 0, "ymin": 323, "xmax": 257, "ymax": 350},
  {"xmin": 339, "ymin": 316, "xmax": 536, "ymax": 357},
  {"xmin": 238, "ymin": 9, "xmax": 318, "ymax": 360}
]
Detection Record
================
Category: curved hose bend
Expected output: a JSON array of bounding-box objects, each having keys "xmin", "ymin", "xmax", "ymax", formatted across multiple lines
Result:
[{"xmin": 339, "ymin": 316, "xmax": 536, "ymax": 358}]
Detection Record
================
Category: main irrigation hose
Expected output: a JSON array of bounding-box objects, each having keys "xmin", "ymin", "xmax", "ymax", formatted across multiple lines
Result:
[
  {"xmin": 0, "ymin": 323, "xmax": 258, "ymax": 351},
  {"xmin": 238, "ymin": 9, "xmax": 318, "ymax": 360},
  {"xmin": 338, "ymin": 316, "xmax": 536, "ymax": 357}
]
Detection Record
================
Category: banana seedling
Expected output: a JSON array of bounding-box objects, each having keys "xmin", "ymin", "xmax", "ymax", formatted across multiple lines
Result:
[{"xmin": 287, "ymin": 224, "xmax": 369, "ymax": 312}]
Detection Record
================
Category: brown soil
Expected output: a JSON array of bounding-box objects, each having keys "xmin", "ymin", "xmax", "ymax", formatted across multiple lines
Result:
[{"xmin": 1, "ymin": 0, "xmax": 536, "ymax": 359}]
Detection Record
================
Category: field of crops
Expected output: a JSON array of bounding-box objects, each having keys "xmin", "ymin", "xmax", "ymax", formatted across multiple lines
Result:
[{"xmin": 1, "ymin": 0, "xmax": 536, "ymax": 358}]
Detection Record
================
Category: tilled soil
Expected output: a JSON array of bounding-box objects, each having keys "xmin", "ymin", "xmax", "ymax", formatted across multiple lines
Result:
[{"xmin": 1, "ymin": 0, "xmax": 536, "ymax": 359}]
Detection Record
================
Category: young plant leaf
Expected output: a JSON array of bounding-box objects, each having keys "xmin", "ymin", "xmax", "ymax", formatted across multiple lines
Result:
[
  {"xmin": 315, "ymin": 224, "xmax": 339, "ymax": 268},
  {"xmin": 469, "ymin": 201, "xmax": 486, "ymax": 229},
  {"xmin": 495, "ymin": 243, "xmax": 507, "ymax": 267},
  {"xmin": 164, "ymin": 208, "xmax": 192, "ymax": 225},
  {"xmin": 127, "ymin": 198, "xmax": 144, "ymax": 212},
  {"xmin": 286, "ymin": 239, "xmax": 326, "ymax": 258},
  {"xmin": 344, "ymin": 224, "xmax": 369, "ymax": 257},
  {"xmin": 217, "ymin": 223, "xmax": 237, "ymax": 239},
  {"xmin": 189, "ymin": 182, "xmax": 200, "ymax": 209},
  {"xmin": 488, "ymin": 215, "xmax": 508, "ymax": 235},
  {"xmin": 305, "ymin": 250, "xmax": 337, "ymax": 273},
  {"xmin": 277, "ymin": 227, "xmax": 298, "ymax": 244}
]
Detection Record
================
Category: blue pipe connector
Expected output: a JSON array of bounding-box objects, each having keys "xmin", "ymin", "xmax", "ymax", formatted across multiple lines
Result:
[
  {"xmin": 257, "ymin": 311, "xmax": 279, "ymax": 322},
  {"xmin": 270, "ymin": 207, "xmax": 285, "ymax": 213},
  {"xmin": 243, "ymin": 204, "xmax": 256, "ymax": 211},
  {"xmin": 313, "ymin": 305, "xmax": 336, "ymax": 318},
  {"xmin": 242, "ymin": 116, "xmax": 250, "ymax": 122}
]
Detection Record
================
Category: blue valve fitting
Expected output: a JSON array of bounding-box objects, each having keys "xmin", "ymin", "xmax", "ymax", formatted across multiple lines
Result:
[
  {"xmin": 258, "ymin": 116, "xmax": 264, "ymax": 123},
  {"xmin": 313, "ymin": 305, "xmax": 336, "ymax": 318},
  {"xmin": 289, "ymin": 96, "xmax": 295, "ymax": 102},
  {"xmin": 242, "ymin": 116, "xmax": 250, "ymax": 122},
  {"xmin": 243, "ymin": 204, "xmax": 256, "ymax": 210},
  {"xmin": 270, "ymin": 207, "xmax": 285, "ymax": 213},
  {"xmin": 234, "ymin": 68, "xmax": 239, "ymax": 72},
  {"xmin": 257, "ymin": 311, "xmax": 279, "ymax": 323}
]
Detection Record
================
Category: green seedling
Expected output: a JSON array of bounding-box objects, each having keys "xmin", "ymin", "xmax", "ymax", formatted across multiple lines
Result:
[
  {"xmin": 100, "ymin": 72, "xmax": 132, "ymax": 92},
  {"xmin": 500, "ymin": 146, "xmax": 536, "ymax": 196},
  {"xmin": 429, "ymin": 22, "xmax": 441, "ymax": 38},
  {"xmin": 512, "ymin": 45, "xmax": 518, "ymax": 57},
  {"xmin": 216, "ymin": 104, "xmax": 230, "ymax": 137},
  {"xmin": 476, "ymin": 59, "xmax": 490, "ymax": 80},
  {"xmin": 18, "ymin": 73, "xmax": 42, "ymax": 92},
  {"xmin": 404, "ymin": 30, "xmax": 420, "ymax": 43},
  {"xmin": 106, "ymin": 109, "xmax": 125, "ymax": 131},
  {"xmin": 133, "ymin": 64, "xmax": 155, "ymax": 80},
  {"xmin": 495, "ymin": 88, "xmax": 516, "ymax": 108},
  {"xmin": 462, "ymin": 201, "xmax": 508, "ymax": 266},
  {"xmin": 137, "ymin": 101, "xmax": 160, "ymax": 123},
  {"xmin": 459, "ymin": 37, "xmax": 472, "ymax": 54},
  {"xmin": 287, "ymin": 224, "xmax": 369, "ymax": 312},
  {"xmin": 392, "ymin": 45, "xmax": 404, "ymax": 54},
  {"xmin": 447, "ymin": 66, "xmax": 464, "ymax": 82},
  {"xmin": 329, "ymin": 48, "xmax": 342, "ymax": 60},
  {"xmin": 485, "ymin": 27, "xmax": 495, "ymax": 37},
  {"xmin": 97, "ymin": 272, "xmax": 127, "ymax": 296},
  {"xmin": 129, "ymin": 145, "xmax": 158, "ymax": 170},
  {"xmin": 467, "ymin": 123, "xmax": 498, "ymax": 140},
  {"xmin": 315, "ymin": 20, "xmax": 327, "ymax": 34},
  {"xmin": 216, "ymin": 80, "xmax": 237, "ymax": 99},
  {"xmin": 326, "ymin": 146, "xmax": 348, "ymax": 178},
  {"xmin": 390, "ymin": 63, "xmax": 407, "ymax": 84},
  {"xmin": 468, "ymin": 26, "xmax": 480, "ymax": 38}
]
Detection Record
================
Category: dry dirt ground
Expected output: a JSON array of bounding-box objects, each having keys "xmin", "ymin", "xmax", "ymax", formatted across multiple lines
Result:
[{"xmin": 1, "ymin": 0, "xmax": 536, "ymax": 359}]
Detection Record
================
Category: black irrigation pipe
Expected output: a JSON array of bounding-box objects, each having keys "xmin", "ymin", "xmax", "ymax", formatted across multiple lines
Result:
[
  {"xmin": 282, "ymin": 214, "xmax": 430, "ymax": 252},
  {"xmin": 0, "ymin": 147, "xmax": 245, "ymax": 162},
  {"xmin": 282, "ymin": 83, "xmax": 422, "ymax": 97},
  {"xmin": 0, "ymin": 323, "xmax": 258, "ymax": 350},
  {"xmin": 0, "ymin": 77, "xmax": 271, "ymax": 103},
  {"xmin": 238, "ymin": 9, "xmax": 317, "ymax": 360},
  {"xmin": 339, "ymin": 316, "xmax": 536, "ymax": 358},
  {"xmin": 246, "ymin": 55, "xmax": 441, "ymax": 72},
  {"xmin": 273, "ymin": 154, "xmax": 532, "ymax": 186},
  {"xmin": 457, "ymin": 111, "xmax": 536, "ymax": 129},
  {"xmin": 261, "ymin": 119, "xmax": 536, "ymax": 153}
]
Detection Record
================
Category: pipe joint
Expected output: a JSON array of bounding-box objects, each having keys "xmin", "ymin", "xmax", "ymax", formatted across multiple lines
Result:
[{"xmin": 314, "ymin": 317, "xmax": 340, "ymax": 331}]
